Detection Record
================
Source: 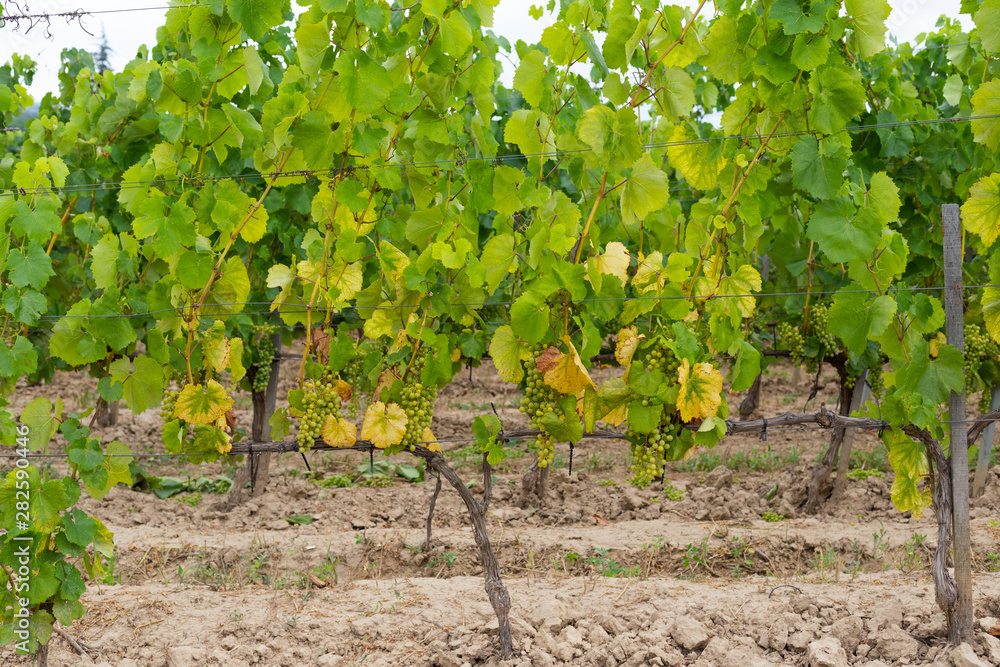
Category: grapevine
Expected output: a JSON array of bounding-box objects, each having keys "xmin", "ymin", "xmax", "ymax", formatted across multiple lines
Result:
[{"xmin": 778, "ymin": 322, "xmax": 805, "ymax": 365}]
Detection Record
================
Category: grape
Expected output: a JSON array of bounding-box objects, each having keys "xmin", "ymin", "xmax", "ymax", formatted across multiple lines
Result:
[
  {"xmin": 778, "ymin": 321, "xmax": 804, "ymax": 365},
  {"xmin": 964, "ymin": 324, "xmax": 1000, "ymax": 411},
  {"xmin": 160, "ymin": 389, "xmax": 179, "ymax": 423},
  {"xmin": 250, "ymin": 325, "xmax": 276, "ymax": 393},
  {"xmin": 647, "ymin": 335, "xmax": 681, "ymax": 380},
  {"xmin": 295, "ymin": 372, "xmax": 343, "ymax": 453},
  {"xmin": 626, "ymin": 418, "xmax": 682, "ymax": 488},
  {"xmin": 400, "ymin": 356, "xmax": 437, "ymax": 450},
  {"xmin": 807, "ymin": 303, "xmax": 838, "ymax": 356},
  {"xmin": 520, "ymin": 344, "xmax": 559, "ymax": 468},
  {"xmin": 339, "ymin": 355, "xmax": 364, "ymax": 418},
  {"xmin": 868, "ymin": 354, "xmax": 888, "ymax": 399}
]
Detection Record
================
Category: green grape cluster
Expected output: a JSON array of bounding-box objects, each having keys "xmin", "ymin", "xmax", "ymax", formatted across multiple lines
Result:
[
  {"xmin": 400, "ymin": 366, "xmax": 437, "ymax": 451},
  {"xmin": 964, "ymin": 324, "xmax": 1000, "ymax": 411},
  {"xmin": 808, "ymin": 303, "xmax": 837, "ymax": 354},
  {"xmin": 626, "ymin": 415, "xmax": 682, "ymax": 488},
  {"xmin": 647, "ymin": 339, "xmax": 680, "ymax": 380},
  {"xmin": 777, "ymin": 321, "xmax": 804, "ymax": 364},
  {"xmin": 250, "ymin": 325, "xmax": 276, "ymax": 393},
  {"xmin": 296, "ymin": 373, "xmax": 343, "ymax": 453},
  {"xmin": 160, "ymin": 389, "xmax": 179, "ymax": 423},
  {"xmin": 519, "ymin": 343, "xmax": 559, "ymax": 468}
]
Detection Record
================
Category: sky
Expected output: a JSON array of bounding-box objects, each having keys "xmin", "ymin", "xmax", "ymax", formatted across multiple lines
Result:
[{"xmin": 0, "ymin": 0, "xmax": 970, "ymax": 100}]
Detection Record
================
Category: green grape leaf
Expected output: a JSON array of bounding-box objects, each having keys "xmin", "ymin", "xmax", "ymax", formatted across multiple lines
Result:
[
  {"xmin": 8, "ymin": 242, "xmax": 55, "ymax": 289},
  {"xmin": 269, "ymin": 408, "xmax": 292, "ymax": 442},
  {"xmin": 701, "ymin": 15, "xmax": 744, "ymax": 83},
  {"xmin": 227, "ymin": 0, "xmax": 285, "ymax": 41},
  {"xmin": 806, "ymin": 198, "xmax": 880, "ymax": 263},
  {"xmin": 895, "ymin": 341, "xmax": 964, "ymax": 404},
  {"xmin": 510, "ymin": 293, "xmax": 549, "ymax": 345},
  {"xmin": 656, "ymin": 67, "xmax": 696, "ymax": 121},
  {"xmin": 296, "ymin": 16, "xmax": 330, "ymax": 77},
  {"xmin": 175, "ymin": 250, "xmax": 216, "ymax": 290},
  {"xmin": 11, "ymin": 199, "xmax": 61, "ymax": 244},
  {"xmin": 83, "ymin": 440, "xmax": 133, "ymax": 499},
  {"xmin": 828, "ymin": 289, "xmax": 896, "ymax": 355},
  {"xmin": 791, "ymin": 32, "xmax": 831, "ymax": 70},
  {"xmin": 90, "ymin": 232, "xmax": 139, "ymax": 290},
  {"xmin": 790, "ymin": 136, "xmax": 846, "ymax": 200},
  {"xmin": 884, "ymin": 428, "xmax": 932, "ymax": 518},
  {"xmin": 866, "ymin": 172, "xmax": 902, "ymax": 224},
  {"xmin": 975, "ymin": 0, "xmax": 1000, "ymax": 53},
  {"xmin": 108, "ymin": 356, "xmax": 164, "ymax": 415},
  {"xmin": 626, "ymin": 399, "xmax": 661, "ymax": 434},
  {"xmin": 335, "ymin": 49, "xmax": 392, "ymax": 116},
  {"xmin": 480, "ymin": 233, "xmax": 515, "ymax": 294},
  {"xmin": 471, "ymin": 414, "xmax": 502, "ymax": 447},
  {"xmin": 513, "ymin": 48, "xmax": 549, "ymax": 108},
  {"xmin": 771, "ymin": 0, "xmax": 832, "ymax": 34},
  {"xmin": 49, "ymin": 301, "xmax": 106, "ymax": 366},
  {"xmin": 808, "ymin": 66, "xmax": 864, "ymax": 135},
  {"xmin": 67, "ymin": 438, "xmax": 104, "ymax": 472},
  {"xmin": 961, "ymin": 172, "xmax": 1000, "ymax": 246},
  {"xmin": 666, "ymin": 124, "xmax": 725, "ymax": 190},
  {"xmin": 971, "ymin": 80, "xmax": 1000, "ymax": 150},
  {"xmin": 621, "ymin": 154, "xmax": 670, "ymax": 223},
  {"xmin": 578, "ymin": 105, "xmax": 642, "ymax": 173},
  {"xmin": 728, "ymin": 341, "xmax": 761, "ymax": 392},
  {"xmin": 844, "ymin": 0, "xmax": 890, "ymax": 58},
  {"xmin": 489, "ymin": 325, "xmax": 525, "ymax": 383},
  {"xmin": 538, "ymin": 395, "xmax": 584, "ymax": 442},
  {"xmin": 20, "ymin": 397, "xmax": 60, "ymax": 451},
  {"xmin": 61, "ymin": 508, "xmax": 98, "ymax": 546},
  {"xmin": 0, "ymin": 336, "xmax": 37, "ymax": 378},
  {"xmin": 52, "ymin": 599, "xmax": 87, "ymax": 627}
]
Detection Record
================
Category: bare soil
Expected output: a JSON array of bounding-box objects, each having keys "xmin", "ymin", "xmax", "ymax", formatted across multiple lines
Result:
[{"xmin": 3, "ymin": 359, "xmax": 1000, "ymax": 666}]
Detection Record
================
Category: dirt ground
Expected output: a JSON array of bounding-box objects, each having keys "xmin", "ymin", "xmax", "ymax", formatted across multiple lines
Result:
[{"xmin": 3, "ymin": 358, "xmax": 1000, "ymax": 666}]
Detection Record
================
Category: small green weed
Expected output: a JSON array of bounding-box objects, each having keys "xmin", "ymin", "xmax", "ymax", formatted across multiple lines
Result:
[
  {"xmin": 176, "ymin": 492, "xmax": 202, "ymax": 507},
  {"xmin": 598, "ymin": 479, "xmax": 619, "ymax": 487},
  {"xmin": 586, "ymin": 548, "xmax": 639, "ymax": 578},
  {"xmin": 761, "ymin": 510, "xmax": 785, "ymax": 522},
  {"xmin": 663, "ymin": 482, "xmax": 684, "ymax": 500},
  {"xmin": 315, "ymin": 474, "xmax": 353, "ymax": 488}
]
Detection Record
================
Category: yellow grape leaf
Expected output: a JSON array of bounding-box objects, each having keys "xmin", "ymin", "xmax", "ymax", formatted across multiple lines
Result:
[
  {"xmin": 615, "ymin": 326, "xmax": 644, "ymax": 367},
  {"xmin": 676, "ymin": 359, "xmax": 724, "ymax": 422},
  {"xmin": 322, "ymin": 416, "xmax": 358, "ymax": 448},
  {"xmin": 632, "ymin": 251, "xmax": 666, "ymax": 294},
  {"xmin": 229, "ymin": 337, "xmax": 246, "ymax": 384},
  {"xmin": 333, "ymin": 379, "xmax": 352, "ymax": 402},
  {"xmin": 364, "ymin": 308, "xmax": 395, "ymax": 340},
  {"xmin": 929, "ymin": 332, "xmax": 946, "ymax": 358},
  {"xmin": 885, "ymin": 429, "xmax": 932, "ymax": 519},
  {"xmin": 173, "ymin": 380, "xmax": 234, "ymax": 424},
  {"xmin": 422, "ymin": 427, "xmax": 441, "ymax": 453},
  {"xmin": 202, "ymin": 335, "xmax": 230, "ymax": 374},
  {"xmin": 539, "ymin": 338, "xmax": 596, "ymax": 395},
  {"xmin": 961, "ymin": 172, "xmax": 1000, "ymax": 246},
  {"xmin": 588, "ymin": 241, "xmax": 630, "ymax": 286},
  {"xmin": 374, "ymin": 368, "xmax": 400, "ymax": 402},
  {"xmin": 361, "ymin": 401, "xmax": 408, "ymax": 449}
]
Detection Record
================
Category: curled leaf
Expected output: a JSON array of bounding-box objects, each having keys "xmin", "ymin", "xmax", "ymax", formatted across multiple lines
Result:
[
  {"xmin": 422, "ymin": 427, "xmax": 441, "ymax": 453},
  {"xmin": 615, "ymin": 326, "xmax": 644, "ymax": 367}
]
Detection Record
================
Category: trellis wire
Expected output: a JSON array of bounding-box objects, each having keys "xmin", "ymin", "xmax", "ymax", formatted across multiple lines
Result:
[{"xmin": 3, "ymin": 113, "xmax": 999, "ymax": 195}]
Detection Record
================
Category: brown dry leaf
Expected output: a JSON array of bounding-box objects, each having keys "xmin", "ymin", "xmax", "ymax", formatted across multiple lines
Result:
[
  {"xmin": 374, "ymin": 368, "xmax": 400, "ymax": 402},
  {"xmin": 535, "ymin": 346, "xmax": 561, "ymax": 374},
  {"xmin": 990, "ymin": 623, "xmax": 1000, "ymax": 637},
  {"xmin": 592, "ymin": 514, "xmax": 613, "ymax": 526},
  {"xmin": 311, "ymin": 327, "xmax": 332, "ymax": 364},
  {"xmin": 308, "ymin": 573, "xmax": 328, "ymax": 588},
  {"xmin": 224, "ymin": 409, "xmax": 236, "ymax": 434}
]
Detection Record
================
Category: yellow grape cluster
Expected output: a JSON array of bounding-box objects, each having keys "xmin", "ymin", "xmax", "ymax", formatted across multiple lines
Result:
[{"xmin": 250, "ymin": 325, "xmax": 276, "ymax": 393}]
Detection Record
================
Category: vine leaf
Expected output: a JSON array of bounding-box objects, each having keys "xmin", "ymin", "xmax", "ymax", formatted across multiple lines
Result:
[
  {"xmin": 983, "ymin": 255, "xmax": 1000, "ymax": 344},
  {"xmin": 895, "ymin": 341, "xmax": 964, "ymax": 404},
  {"xmin": 844, "ymin": 0, "xmax": 891, "ymax": 58},
  {"xmin": 421, "ymin": 427, "xmax": 442, "ymax": 453},
  {"xmin": 20, "ymin": 397, "xmax": 62, "ymax": 451},
  {"xmin": 490, "ymin": 325, "xmax": 525, "ymax": 383},
  {"xmin": 974, "ymin": 0, "xmax": 1000, "ymax": 54},
  {"xmin": 971, "ymin": 80, "xmax": 1000, "ymax": 150},
  {"xmin": 806, "ymin": 197, "xmax": 880, "ymax": 263},
  {"xmin": 676, "ymin": 359, "xmax": 723, "ymax": 422},
  {"xmin": 537, "ymin": 338, "xmax": 596, "ymax": 395},
  {"xmin": 109, "ymin": 356, "xmax": 164, "ymax": 415},
  {"xmin": 615, "ymin": 326, "xmax": 643, "ymax": 367},
  {"xmin": 173, "ymin": 380, "xmax": 234, "ymax": 425},
  {"xmin": 621, "ymin": 155, "xmax": 670, "ymax": 223},
  {"xmin": 228, "ymin": 0, "xmax": 285, "ymax": 41},
  {"xmin": 321, "ymin": 416, "xmax": 357, "ymax": 448},
  {"xmin": 589, "ymin": 241, "xmax": 631, "ymax": 288},
  {"xmin": 361, "ymin": 401, "xmax": 408, "ymax": 449},
  {"xmin": 884, "ymin": 429, "xmax": 932, "ymax": 519},
  {"xmin": 828, "ymin": 289, "xmax": 897, "ymax": 356},
  {"xmin": 960, "ymin": 172, "xmax": 1000, "ymax": 246},
  {"xmin": 83, "ymin": 441, "xmax": 134, "ymax": 499}
]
